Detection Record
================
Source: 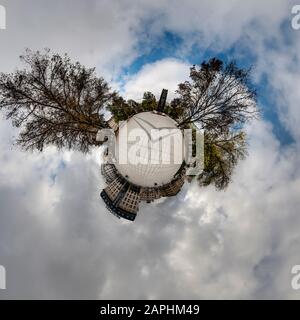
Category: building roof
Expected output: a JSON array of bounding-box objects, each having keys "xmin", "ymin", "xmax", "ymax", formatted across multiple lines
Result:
[{"xmin": 115, "ymin": 111, "xmax": 184, "ymax": 187}]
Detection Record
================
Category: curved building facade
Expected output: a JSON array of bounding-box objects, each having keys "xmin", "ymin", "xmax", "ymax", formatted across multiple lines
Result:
[{"xmin": 100, "ymin": 109, "xmax": 186, "ymax": 222}]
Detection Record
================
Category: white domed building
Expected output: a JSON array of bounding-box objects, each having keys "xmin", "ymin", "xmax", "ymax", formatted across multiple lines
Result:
[
  {"xmin": 115, "ymin": 111, "xmax": 183, "ymax": 187},
  {"xmin": 100, "ymin": 94, "xmax": 187, "ymax": 221}
]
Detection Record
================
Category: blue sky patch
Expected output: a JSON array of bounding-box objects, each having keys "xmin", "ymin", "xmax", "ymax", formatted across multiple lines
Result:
[{"xmin": 119, "ymin": 28, "xmax": 294, "ymax": 145}]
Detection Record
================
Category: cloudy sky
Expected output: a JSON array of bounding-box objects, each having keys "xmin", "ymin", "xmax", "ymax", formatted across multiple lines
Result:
[{"xmin": 0, "ymin": 0, "xmax": 300, "ymax": 299}]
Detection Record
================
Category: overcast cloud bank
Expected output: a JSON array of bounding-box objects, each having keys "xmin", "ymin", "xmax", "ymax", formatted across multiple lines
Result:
[{"xmin": 0, "ymin": 0, "xmax": 300, "ymax": 299}]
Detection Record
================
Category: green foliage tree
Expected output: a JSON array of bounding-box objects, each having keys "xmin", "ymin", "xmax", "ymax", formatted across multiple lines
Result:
[
  {"xmin": 140, "ymin": 91, "xmax": 157, "ymax": 111},
  {"xmin": 107, "ymin": 91, "xmax": 158, "ymax": 121},
  {"xmin": 199, "ymin": 131, "xmax": 247, "ymax": 190},
  {"xmin": 108, "ymin": 96, "xmax": 136, "ymax": 122}
]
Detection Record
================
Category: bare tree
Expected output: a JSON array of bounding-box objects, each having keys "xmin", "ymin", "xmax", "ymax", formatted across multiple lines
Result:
[
  {"xmin": 0, "ymin": 49, "xmax": 116, "ymax": 152},
  {"xmin": 0, "ymin": 51, "xmax": 257, "ymax": 191},
  {"xmin": 172, "ymin": 58, "xmax": 258, "ymax": 132},
  {"xmin": 172, "ymin": 58, "xmax": 259, "ymax": 190}
]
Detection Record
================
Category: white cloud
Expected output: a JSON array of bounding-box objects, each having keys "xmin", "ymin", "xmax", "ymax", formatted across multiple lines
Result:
[
  {"xmin": 122, "ymin": 58, "xmax": 190, "ymax": 100},
  {"xmin": 1, "ymin": 118, "xmax": 300, "ymax": 299},
  {"xmin": 0, "ymin": 0, "xmax": 300, "ymax": 299},
  {"xmin": 0, "ymin": 0, "xmax": 142, "ymax": 77}
]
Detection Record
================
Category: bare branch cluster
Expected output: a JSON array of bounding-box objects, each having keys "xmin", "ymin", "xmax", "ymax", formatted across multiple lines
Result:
[
  {"xmin": 0, "ymin": 51, "xmax": 259, "ymax": 190},
  {"xmin": 0, "ymin": 49, "xmax": 115, "ymax": 152},
  {"xmin": 172, "ymin": 58, "xmax": 258, "ymax": 132}
]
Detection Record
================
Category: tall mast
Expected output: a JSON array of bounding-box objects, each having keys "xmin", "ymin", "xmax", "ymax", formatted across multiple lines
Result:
[{"xmin": 157, "ymin": 89, "xmax": 168, "ymax": 113}]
